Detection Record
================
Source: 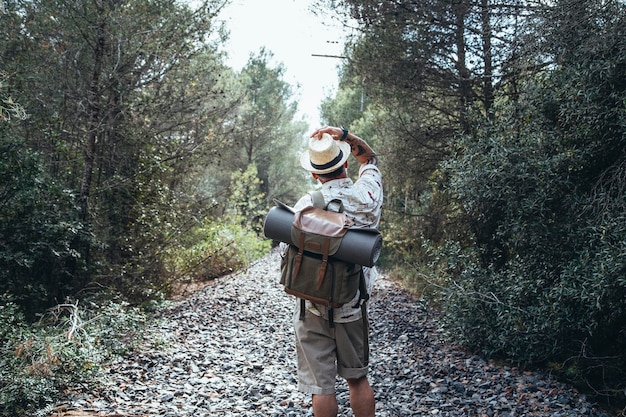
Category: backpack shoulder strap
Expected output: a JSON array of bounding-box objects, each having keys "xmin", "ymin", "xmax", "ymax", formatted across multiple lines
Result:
[
  {"xmin": 308, "ymin": 190, "xmax": 346, "ymax": 213},
  {"xmin": 308, "ymin": 190, "xmax": 325, "ymax": 209}
]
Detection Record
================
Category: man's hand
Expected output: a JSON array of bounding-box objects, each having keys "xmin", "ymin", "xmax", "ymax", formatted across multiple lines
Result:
[
  {"xmin": 310, "ymin": 126, "xmax": 343, "ymax": 141},
  {"xmin": 310, "ymin": 126, "xmax": 378, "ymax": 167}
]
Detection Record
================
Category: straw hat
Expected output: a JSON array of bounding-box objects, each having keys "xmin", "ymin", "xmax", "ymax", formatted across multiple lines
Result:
[{"xmin": 300, "ymin": 133, "xmax": 351, "ymax": 174}]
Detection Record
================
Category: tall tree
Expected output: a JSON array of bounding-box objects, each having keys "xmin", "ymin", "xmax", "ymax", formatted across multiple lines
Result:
[
  {"xmin": 210, "ymin": 49, "xmax": 307, "ymax": 208},
  {"xmin": 316, "ymin": 0, "xmax": 543, "ymax": 264},
  {"xmin": 0, "ymin": 0, "xmax": 234, "ymax": 302},
  {"xmin": 438, "ymin": 0, "xmax": 626, "ymax": 401}
]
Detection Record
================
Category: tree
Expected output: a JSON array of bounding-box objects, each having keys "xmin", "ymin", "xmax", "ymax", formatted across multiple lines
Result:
[
  {"xmin": 0, "ymin": 76, "xmax": 88, "ymax": 317},
  {"xmin": 0, "ymin": 0, "xmax": 234, "ymax": 304},
  {"xmin": 317, "ymin": 0, "xmax": 626, "ymax": 403},
  {"xmin": 315, "ymin": 0, "xmax": 517, "ymax": 264},
  {"xmin": 207, "ymin": 49, "xmax": 308, "ymax": 209},
  {"xmin": 314, "ymin": 0, "xmax": 557, "ymax": 284},
  {"xmin": 439, "ymin": 0, "xmax": 626, "ymax": 401}
]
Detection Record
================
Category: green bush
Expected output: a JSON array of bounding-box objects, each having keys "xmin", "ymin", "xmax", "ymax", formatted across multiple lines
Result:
[
  {"xmin": 165, "ymin": 164, "xmax": 272, "ymax": 288},
  {"xmin": 0, "ymin": 294, "xmax": 154, "ymax": 417},
  {"xmin": 0, "ymin": 134, "xmax": 89, "ymax": 318},
  {"xmin": 436, "ymin": 63, "xmax": 626, "ymax": 402},
  {"xmin": 167, "ymin": 214, "xmax": 271, "ymax": 285}
]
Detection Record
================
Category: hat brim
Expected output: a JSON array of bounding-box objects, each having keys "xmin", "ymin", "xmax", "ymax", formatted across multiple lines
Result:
[{"xmin": 300, "ymin": 140, "xmax": 352, "ymax": 174}]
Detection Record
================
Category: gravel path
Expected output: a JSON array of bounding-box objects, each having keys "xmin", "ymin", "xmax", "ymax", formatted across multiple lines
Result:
[{"xmin": 58, "ymin": 251, "xmax": 612, "ymax": 416}]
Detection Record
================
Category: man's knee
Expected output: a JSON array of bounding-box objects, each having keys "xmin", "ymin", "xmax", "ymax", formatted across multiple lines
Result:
[
  {"xmin": 312, "ymin": 393, "xmax": 339, "ymax": 417},
  {"xmin": 347, "ymin": 376, "xmax": 369, "ymax": 389}
]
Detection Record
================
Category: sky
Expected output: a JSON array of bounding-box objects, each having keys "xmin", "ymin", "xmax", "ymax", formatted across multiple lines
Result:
[{"xmin": 218, "ymin": 0, "xmax": 349, "ymax": 130}]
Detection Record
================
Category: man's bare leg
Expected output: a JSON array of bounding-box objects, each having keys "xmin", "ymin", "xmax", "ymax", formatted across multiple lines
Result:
[
  {"xmin": 347, "ymin": 377, "xmax": 375, "ymax": 417},
  {"xmin": 312, "ymin": 393, "xmax": 338, "ymax": 417}
]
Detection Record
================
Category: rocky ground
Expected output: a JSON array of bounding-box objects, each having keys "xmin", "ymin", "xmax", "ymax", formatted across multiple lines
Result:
[{"xmin": 53, "ymin": 251, "xmax": 617, "ymax": 416}]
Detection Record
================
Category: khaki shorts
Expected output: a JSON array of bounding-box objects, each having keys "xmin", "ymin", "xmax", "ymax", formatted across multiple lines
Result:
[{"xmin": 294, "ymin": 307, "xmax": 370, "ymax": 395}]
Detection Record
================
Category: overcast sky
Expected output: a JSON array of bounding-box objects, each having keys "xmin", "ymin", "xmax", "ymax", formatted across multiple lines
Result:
[{"xmin": 219, "ymin": 0, "xmax": 349, "ymax": 130}]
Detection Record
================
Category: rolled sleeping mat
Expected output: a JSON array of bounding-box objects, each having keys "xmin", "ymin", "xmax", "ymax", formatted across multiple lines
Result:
[{"xmin": 263, "ymin": 202, "xmax": 382, "ymax": 267}]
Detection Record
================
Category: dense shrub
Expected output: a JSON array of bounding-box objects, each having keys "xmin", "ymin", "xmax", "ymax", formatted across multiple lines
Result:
[
  {"xmin": 0, "ymin": 134, "xmax": 90, "ymax": 318},
  {"xmin": 0, "ymin": 294, "xmax": 152, "ymax": 417},
  {"xmin": 438, "ymin": 65, "xmax": 626, "ymax": 401},
  {"xmin": 167, "ymin": 214, "xmax": 271, "ymax": 286},
  {"xmin": 165, "ymin": 164, "xmax": 272, "ymax": 288}
]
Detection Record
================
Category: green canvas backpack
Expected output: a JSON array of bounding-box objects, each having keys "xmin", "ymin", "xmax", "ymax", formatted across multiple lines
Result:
[{"xmin": 280, "ymin": 191, "xmax": 369, "ymax": 326}]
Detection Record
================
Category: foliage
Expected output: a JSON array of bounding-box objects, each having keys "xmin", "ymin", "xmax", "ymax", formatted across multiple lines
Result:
[
  {"xmin": 0, "ymin": 1, "xmax": 328, "ymax": 413},
  {"xmin": 2, "ymin": 77, "xmax": 90, "ymax": 317},
  {"xmin": 435, "ymin": 0, "xmax": 626, "ymax": 399},
  {"xmin": 0, "ymin": 76, "xmax": 26, "ymax": 122},
  {"xmin": 0, "ymin": 132, "xmax": 91, "ymax": 318},
  {"xmin": 166, "ymin": 164, "xmax": 271, "ymax": 285},
  {"xmin": 318, "ymin": 0, "xmax": 500, "ymax": 277},
  {"xmin": 439, "ymin": 108, "xmax": 584, "ymax": 358},
  {"xmin": 0, "ymin": 0, "xmax": 306, "ymax": 312},
  {"xmin": 0, "ymin": 294, "xmax": 153, "ymax": 417},
  {"xmin": 166, "ymin": 214, "xmax": 271, "ymax": 284},
  {"xmin": 227, "ymin": 164, "xmax": 268, "ymax": 235},
  {"xmin": 212, "ymin": 49, "xmax": 308, "ymax": 205},
  {"xmin": 320, "ymin": 76, "xmax": 367, "ymax": 128}
]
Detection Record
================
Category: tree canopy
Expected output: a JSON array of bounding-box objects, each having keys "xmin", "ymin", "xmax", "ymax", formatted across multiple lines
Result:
[{"xmin": 0, "ymin": 0, "xmax": 307, "ymax": 316}]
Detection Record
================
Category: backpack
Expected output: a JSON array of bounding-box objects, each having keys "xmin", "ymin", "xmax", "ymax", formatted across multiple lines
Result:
[{"xmin": 280, "ymin": 191, "xmax": 369, "ymax": 327}]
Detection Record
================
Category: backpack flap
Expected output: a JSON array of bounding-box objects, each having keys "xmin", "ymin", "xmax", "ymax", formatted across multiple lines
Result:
[{"xmin": 291, "ymin": 205, "xmax": 353, "ymax": 256}]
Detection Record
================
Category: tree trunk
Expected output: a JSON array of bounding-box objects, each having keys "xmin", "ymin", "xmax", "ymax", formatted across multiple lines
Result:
[
  {"xmin": 79, "ymin": 17, "xmax": 106, "ymax": 221},
  {"xmin": 454, "ymin": 0, "xmax": 472, "ymax": 133},
  {"xmin": 481, "ymin": 0, "xmax": 495, "ymax": 116}
]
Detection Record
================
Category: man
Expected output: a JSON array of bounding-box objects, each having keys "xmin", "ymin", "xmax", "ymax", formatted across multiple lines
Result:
[{"xmin": 290, "ymin": 125, "xmax": 383, "ymax": 417}]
